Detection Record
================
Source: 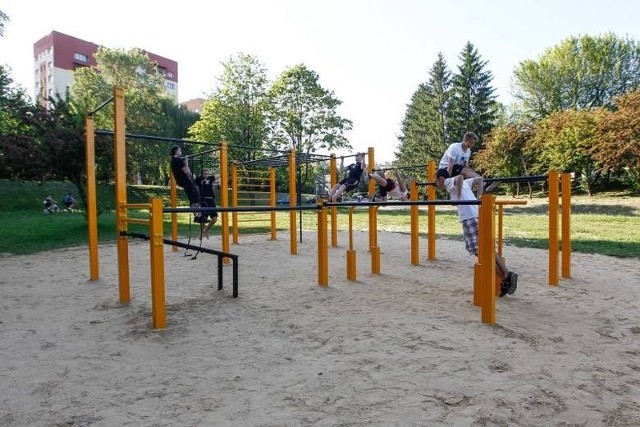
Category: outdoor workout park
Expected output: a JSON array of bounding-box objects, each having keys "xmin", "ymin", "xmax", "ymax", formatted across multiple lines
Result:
[{"xmin": 85, "ymin": 88, "xmax": 573, "ymax": 329}]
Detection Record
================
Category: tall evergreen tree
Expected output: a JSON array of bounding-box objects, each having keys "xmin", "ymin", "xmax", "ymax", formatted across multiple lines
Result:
[
  {"xmin": 448, "ymin": 42, "xmax": 499, "ymax": 150},
  {"xmin": 396, "ymin": 53, "xmax": 451, "ymax": 167}
]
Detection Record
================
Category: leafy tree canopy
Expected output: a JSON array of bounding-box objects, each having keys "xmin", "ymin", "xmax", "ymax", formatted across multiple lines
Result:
[{"xmin": 512, "ymin": 33, "xmax": 640, "ymax": 119}]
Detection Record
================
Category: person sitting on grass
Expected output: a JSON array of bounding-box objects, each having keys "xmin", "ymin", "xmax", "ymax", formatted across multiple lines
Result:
[
  {"xmin": 43, "ymin": 195, "xmax": 60, "ymax": 213},
  {"xmin": 435, "ymin": 168, "xmax": 517, "ymax": 297},
  {"xmin": 368, "ymin": 168, "xmax": 409, "ymax": 202},
  {"xmin": 62, "ymin": 193, "xmax": 77, "ymax": 211}
]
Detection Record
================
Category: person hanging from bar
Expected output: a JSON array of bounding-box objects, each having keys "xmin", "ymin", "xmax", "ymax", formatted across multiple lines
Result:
[
  {"xmin": 169, "ymin": 145, "xmax": 205, "ymax": 224},
  {"xmin": 368, "ymin": 168, "xmax": 409, "ymax": 201},
  {"xmin": 327, "ymin": 152, "xmax": 366, "ymax": 202},
  {"xmin": 435, "ymin": 168, "xmax": 517, "ymax": 297},
  {"xmin": 195, "ymin": 168, "xmax": 219, "ymax": 239}
]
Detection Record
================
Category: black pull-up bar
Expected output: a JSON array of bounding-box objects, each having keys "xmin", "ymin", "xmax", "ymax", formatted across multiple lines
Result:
[{"xmin": 121, "ymin": 231, "xmax": 239, "ymax": 298}]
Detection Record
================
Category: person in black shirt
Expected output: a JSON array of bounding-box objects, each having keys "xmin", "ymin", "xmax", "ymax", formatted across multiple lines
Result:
[
  {"xmin": 169, "ymin": 145, "xmax": 204, "ymax": 222},
  {"xmin": 195, "ymin": 168, "xmax": 219, "ymax": 239},
  {"xmin": 327, "ymin": 152, "xmax": 365, "ymax": 202}
]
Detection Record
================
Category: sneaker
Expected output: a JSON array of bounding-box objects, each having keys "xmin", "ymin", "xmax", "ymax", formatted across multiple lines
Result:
[
  {"xmin": 507, "ymin": 272, "xmax": 518, "ymax": 295},
  {"xmin": 499, "ymin": 280, "xmax": 509, "ymax": 298},
  {"xmin": 485, "ymin": 180, "xmax": 501, "ymax": 193}
]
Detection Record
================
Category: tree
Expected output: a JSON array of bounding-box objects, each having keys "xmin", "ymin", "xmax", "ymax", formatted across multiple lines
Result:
[
  {"xmin": 474, "ymin": 122, "xmax": 537, "ymax": 196},
  {"xmin": 189, "ymin": 53, "xmax": 270, "ymax": 165},
  {"xmin": 528, "ymin": 109, "xmax": 600, "ymax": 194},
  {"xmin": 512, "ymin": 33, "xmax": 640, "ymax": 119},
  {"xmin": 267, "ymin": 64, "xmax": 352, "ymax": 189},
  {"xmin": 593, "ymin": 89, "xmax": 640, "ymax": 186},
  {"xmin": 448, "ymin": 42, "xmax": 500, "ymax": 150},
  {"xmin": 396, "ymin": 53, "xmax": 452, "ymax": 167},
  {"xmin": 0, "ymin": 9, "xmax": 8, "ymax": 38},
  {"xmin": 71, "ymin": 47, "xmax": 173, "ymax": 184}
]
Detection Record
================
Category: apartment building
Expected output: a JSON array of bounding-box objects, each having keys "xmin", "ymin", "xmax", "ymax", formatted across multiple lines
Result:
[{"xmin": 33, "ymin": 30, "xmax": 178, "ymax": 106}]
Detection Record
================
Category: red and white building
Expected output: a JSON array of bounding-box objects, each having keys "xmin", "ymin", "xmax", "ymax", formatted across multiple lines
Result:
[{"xmin": 33, "ymin": 30, "xmax": 178, "ymax": 106}]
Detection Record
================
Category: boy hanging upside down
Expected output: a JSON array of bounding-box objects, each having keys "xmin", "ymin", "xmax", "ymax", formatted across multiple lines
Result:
[{"xmin": 435, "ymin": 168, "xmax": 518, "ymax": 297}]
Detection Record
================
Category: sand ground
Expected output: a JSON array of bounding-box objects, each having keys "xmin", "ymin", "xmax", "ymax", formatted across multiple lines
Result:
[{"xmin": 1, "ymin": 230, "xmax": 639, "ymax": 426}]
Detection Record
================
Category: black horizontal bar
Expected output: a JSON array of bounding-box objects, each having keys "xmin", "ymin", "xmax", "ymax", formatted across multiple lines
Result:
[
  {"xmin": 324, "ymin": 200, "xmax": 480, "ymax": 207},
  {"xmin": 95, "ymin": 130, "xmax": 219, "ymax": 146},
  {"xmin": 164, "ymin": 205, "xmax": 321, "ymax": 213},
  {"xmin": 484, "ymin": 175, "xmax": 548, "ymax": 184},
  {"xmin": 122, "ymin": 231, "xmax": 237, "ymax": 260}
]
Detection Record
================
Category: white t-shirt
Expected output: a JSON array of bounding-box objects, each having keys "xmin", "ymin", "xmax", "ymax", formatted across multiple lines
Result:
[
  {"xmin": 445, "ymin": 177, "xmax": 478, "ymax": 222},
  {"xmin": 439, "ymin": 142, "xmax": 472, "ymax": 170}
]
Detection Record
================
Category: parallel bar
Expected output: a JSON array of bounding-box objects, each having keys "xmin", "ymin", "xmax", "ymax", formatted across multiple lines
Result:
[
  {"xmin": 123, "ymin": 231, "xmax": 239, "ymax": 298},
  {"xmin": 95, "ymin": 129, "xmax": 219, "ymax": 146}
]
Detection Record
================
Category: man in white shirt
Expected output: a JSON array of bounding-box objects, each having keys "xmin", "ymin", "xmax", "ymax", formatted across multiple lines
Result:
[
  {"xmin": 439, "ymin": 132, "xmax": 500, "ymax": 193},
  {"xmin": 436, "ymin": 168, "xmax": 517, "ymax": 297}
]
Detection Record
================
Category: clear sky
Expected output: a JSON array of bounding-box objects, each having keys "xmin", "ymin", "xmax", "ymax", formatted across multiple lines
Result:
[{"xmin": 1, "ymin": 0, "xmax": 639, "ymax": 162}]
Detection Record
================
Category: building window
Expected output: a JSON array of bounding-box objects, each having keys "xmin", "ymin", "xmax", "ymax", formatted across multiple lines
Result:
[
  {"xmin": 74, "ymin": 53, "xmax": 88, "ymax": 62},
  {"xmin": 167, "ymin": 71, "xmax": 174, "ymax": 78},
  {"xmin": 166, "ymin": 82, "xmax": 175, "ymax": 90}
]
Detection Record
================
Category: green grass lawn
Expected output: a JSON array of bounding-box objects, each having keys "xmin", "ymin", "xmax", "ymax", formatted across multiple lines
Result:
[{"xmin": 1, "ymin": 180, "xmax": 638, "ymax": 258}]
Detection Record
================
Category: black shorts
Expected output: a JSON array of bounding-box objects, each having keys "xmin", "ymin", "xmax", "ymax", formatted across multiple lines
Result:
[
  {"xmin": 338, "ymin": 177, "xmax": 359, "ymax": 191},
  {"xmin": 378, "ymin": 179, "xmax": 396, "ymax": 197},
  {"xmin": 451, "ymin": 164, "xmax": 464, "ymax": 177},
  {"xmin": 201, "ymin": 197, "xmax": 218, "ymax": 221}
]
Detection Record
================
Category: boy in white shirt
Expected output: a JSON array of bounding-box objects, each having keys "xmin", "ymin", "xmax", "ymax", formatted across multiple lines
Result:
[
  {"xmin": 439, "ymin": 132, "xmax": 500, "ymax": 193},
  {"xmin": 436, "ymin": 168, "xmax": 517, "ymax": 297}
]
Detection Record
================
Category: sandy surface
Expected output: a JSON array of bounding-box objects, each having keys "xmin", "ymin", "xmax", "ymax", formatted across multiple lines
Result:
[{"xmin": 1, "ymin": 230, "xmax": 639, "ymax": 426}]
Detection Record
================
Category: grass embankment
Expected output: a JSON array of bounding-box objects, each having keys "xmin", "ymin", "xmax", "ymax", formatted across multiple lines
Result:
[{"xmin": 0, "ymin": 180, "xmax": 638, "ymax": 258}]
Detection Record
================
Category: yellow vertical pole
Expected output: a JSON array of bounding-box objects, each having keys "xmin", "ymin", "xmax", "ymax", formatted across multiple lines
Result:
[
  {"xmin": 548, "ymin": 171, "xmax": 559, "ymax": 286},
  {"xmin": 318, "ymin": 205, "xmax": 328, "ymax": 286},
  {"xmin": 410, "ymin": 180, "xmax": 419, "ymax": 266},
  {"xmin": 561, "ymin": 173, "xmax": 572, "ymax": 278},
  {"xmin": 113, "ymin": 87, "xmax": 130, "ymax": 304},
  {"xmin": 270, "ymin": 167, "xmax": 277, "ymax": 240},
  {"xmin": 219, "ymin": 141, "xmax": 230, "ymax": 264},
  {"xmin": 289, "ymin": 150, "xmax": 298, "ymax": 255},
  {"xmin": 479, "ymin": 194, "xmax": 496, "ymax": 324},
  {"xmin": 231, "ymin": 163, "xmax": 239, "ymax": 244},
  {"xmin": 497, "ymin": 205, "xmax": 504, "ymax": 257},
  {"xmin": 85, "ymin": 114, "xmax": 99, "ymax": 280},
  {"xmin": 329, "ymin": 154, "xmax": 338, "ymax": 247},
  {"xmin": 169, "ymin": 173, "xmax": 178, "ymax": 252},
  {"xmin": 427, "ymin": 160, "xmax": 436, "ymax": 260},
  {"xmin": 149, "ymin": 198, "xmax": 166, "ymax": 329},
  {"xmin": 347, "ymin": 207, "xmax": 357, "ymax": 281},
  {"xmin": 370, "ymin": 206, "xmax": 380, "ymax": 274},
  {"xmin": 367, "ymin": 147, "xmax": 376, "ymax": 252}
]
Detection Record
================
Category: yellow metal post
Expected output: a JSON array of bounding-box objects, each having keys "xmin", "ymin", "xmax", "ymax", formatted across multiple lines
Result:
[
  {"xmin": 318, "ymin": 205, "xmax": 328, "ymax": 286},
  {"xmin": 220, "ymin": 141, "xmax": 230, "ymax": 264},
  {"xmin": 85, "ymin": 114, "xmax": 99, "ymax": 280},
  {"xmin": 561, "ymin": 173, "xmax": 572, "ymax": 278},
  {"xmin": 548, "ymin": 171, "xmax": 559, "ymax": 286},
  {"xmin": 497, "ymin": 204, "xmax": 504, "ymax": 257},
  {"xmin": 114, "ymin": 87, "xmax": 130, "ymax": 303},
  {"xmin": 231, "ymin": 163, "xmax": 239, "ymax": 244},
  {"xmin": 289, "ymin": 150, "xmax": 298, "ymax": 255},
  {"xmin": 149, "ymin": 198, "xmax": 166, "ymax": 329},
  {"xmin": 169, "ymin": 173, "xmax": 178, "ymax": 251},
  {"xmin": 427, "ymin": 160, "xmax": 436, "ymax": 260},
  {"xmin": 329, "ymin": 154, "xmax": 338, "ymax": 247},
  {"xmin": 370, "ymin": 207, "xmax": 380, "ymax": 275},
  {"xmin": 367, "ymin": 147, "xmax": 376, "ymax": 252},
  {"xmin": 410, "ymin": 181, "xmax": 419, "ymax": 265},
  {"xmin": 479, "ymin": 194, "xmax": 496, "ymax": 324},
  {"xmin": 347, "ymin": 207, "xmax": 357, "ymax": 281},
  {"xmin": 270, "ymin": 167, "xmax": 277, "ymax": 240}
]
